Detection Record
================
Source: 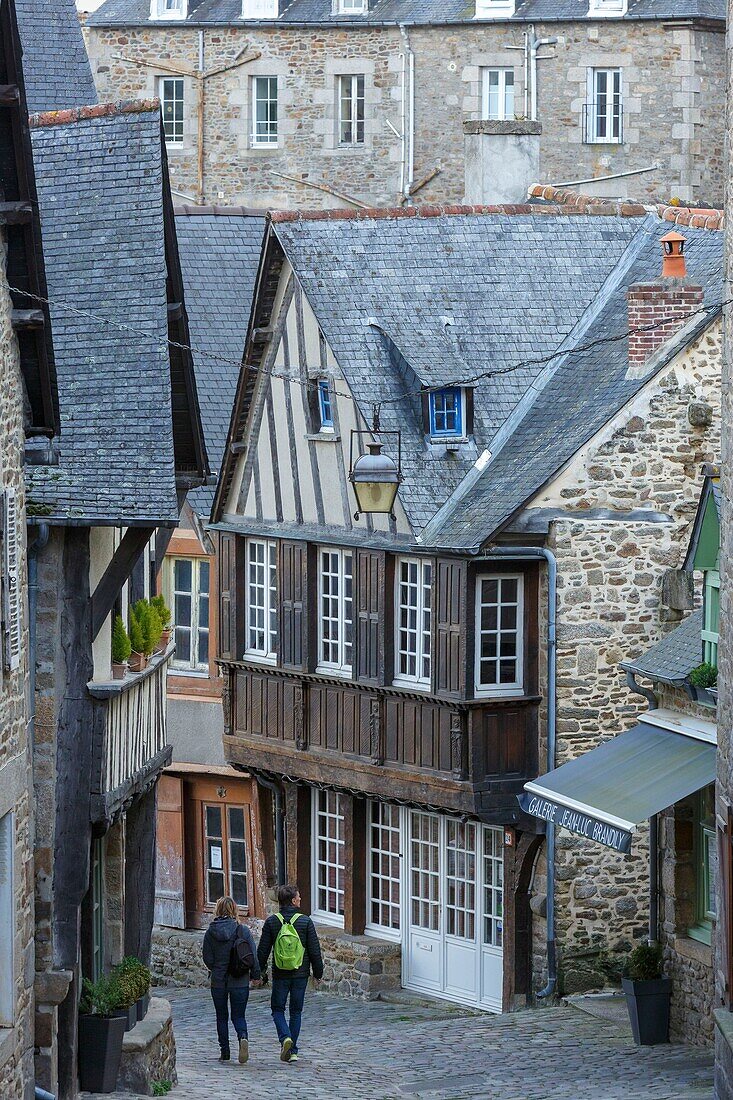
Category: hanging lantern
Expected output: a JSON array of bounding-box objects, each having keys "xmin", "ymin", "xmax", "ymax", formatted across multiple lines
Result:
[{"xmin": 349, "ymin": 438, "xmax": 402, "ymax": 518}]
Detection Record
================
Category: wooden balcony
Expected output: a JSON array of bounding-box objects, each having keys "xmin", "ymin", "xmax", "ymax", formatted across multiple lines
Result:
[
  {"xmin": 221, "ymin": 661, "xmax": 539, "ymax": 822},
  {"xmin": 88, "ymin": 645, "xmax": 174, "ymax": 826}
]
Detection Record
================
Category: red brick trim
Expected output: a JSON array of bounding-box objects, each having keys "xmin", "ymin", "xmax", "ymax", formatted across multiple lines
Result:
[
  {"xmin": 529, "ymin": 185, "xmax": 724, "ymax": 230},
  {"xmin": 176, "ymin": 204, "xmax": 269, "ymax": 217},
  {"xmin": 29, "ymin": 99, "xmax": 160, "ymax": 130}
]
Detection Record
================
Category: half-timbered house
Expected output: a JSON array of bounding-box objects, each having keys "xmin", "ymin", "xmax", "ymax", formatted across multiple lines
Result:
[
  {"xmin": 15, "ymin": 8, "xmax": 208, "ymax": 1092},
  {"xmin": 213, "ymin": 196, "xmax": 722, "ymax": 1010}
]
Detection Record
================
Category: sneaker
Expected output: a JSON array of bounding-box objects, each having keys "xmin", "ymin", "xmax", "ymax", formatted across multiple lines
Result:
[
  {"xmin": 238, "ymin": 1037, "xmax": 249, "ymax": 1064},
  {"xmin": 280, "ymin": 1037, "xmax": 293, "ymax": 1062},
  {"xmin": 219, "ymin": 1051, "xmax": 230, "ymax": 1062},
  {"xmin": 289, "ymin": 1053, "xmax": 299, "ymax": 1063}
]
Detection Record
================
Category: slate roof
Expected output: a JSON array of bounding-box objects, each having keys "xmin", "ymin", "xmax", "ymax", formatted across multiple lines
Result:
[
  {"xmin": 176, "ymin": 209, "xmax": 266, "ymax": 515},
  {"xmin": 89, "ymin": 0, "xmax": 725, "ymax": 24},
  {"xmin": 272, "ymin": 213, "xmax": 642, "ymax": 532},
  {"xmin": 25, "ymin": 104, "xmax": 180, "ymax": 525},
  {"xmin": 427, "ymin": 217, "xmax": 722, "ymax": 548},
  {"xmin": 622, "ymin": 610, "xmax": 703, "ymax": 684},
  {"xmin": 16, "ymin": 0, "xmax": 97, "ymax": 112}
]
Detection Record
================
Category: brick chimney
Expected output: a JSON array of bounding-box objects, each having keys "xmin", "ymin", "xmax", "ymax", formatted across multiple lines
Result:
[{"xmin": 627, "ymin": 231, "xmax": 704, "ymax": 369}]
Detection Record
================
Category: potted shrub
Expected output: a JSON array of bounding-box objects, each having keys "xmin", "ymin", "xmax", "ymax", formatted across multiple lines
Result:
[
  {"xmin": 151, "ymin": 594, "xmax": 173, "ymax": 651},
  {"xmin": 110, "ymin": 964, "xmax": 138, "ymax": 1032},
  {"xmin": 116, "ymin": 957, "xmax": 151, "ymax": 1022},
  {"xmin": 78, "ymin": 975, "xmax": 127, "ymax": 1093},
  {"xmin": 134, "ymin": 599, "xmax": 163, "ymax": 662},
  {"xmin": 128, "ymin": 607, "xmax": 147, "ymax": 673},
  {"xmin": 687, "ymin": 662, "xmax": 717, "ymax": 707},
  {"xmin": 111, "ymin": 614, "xmax": 131, "ymax": 680},
  {"xmin": 621, "ymin": 942, "xmax": 671, "ymax": 1046}
]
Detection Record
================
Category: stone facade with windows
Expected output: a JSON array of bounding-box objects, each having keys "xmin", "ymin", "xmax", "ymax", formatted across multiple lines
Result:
[{"xmin": 85, "ymin": 9, "xmax": 725, "ymax": 208}]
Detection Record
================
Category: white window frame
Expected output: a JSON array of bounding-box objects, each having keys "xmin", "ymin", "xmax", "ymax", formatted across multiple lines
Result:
[
  {"xmin": 0, "ymin": 812, "xmax": 14, "ymax": 1026},
  {"xmin": 311, "ymin": 790, "xmax": 345, "ymax": 926},
  {"xmin": 336, "ymin": 0, "xmax": 366, "ymax": 11},
  {"xmin": 159, "ymin": 76, "xmax": 185, "ymax": 144},
  {"xmin": 251, "ymin": 75, "xmax": 279, "ymax": 147},
  {"xmin": 317, "ymin": 547, "xmax": 353, "ymax": 675},
  {"xmin": 393, "ymin": 557, "xmax": 432, "ymax": 689},
  {"xmin": 474, "ymin": 573, "xmax": 524, "ymax": 697},
  {"xmin": 474, "ymin": 0, "xmax": 516, "ymax": 19},
  {"xmin": 481, "ymin": 68, "xmax": 515, "ymax": 121},
  {"xmin": 2, "ymin": 488, "xmax": 21, "ymax": 673},
  {"xmin": 588, "ymin": 0, "xmax": 627, "ymax": 16},
  {"xmin": 702, "ymin": 568, "xmax": 720, "ymax": 667},
  {"xmin": 151, "ymin": 0, "xmax": 186, "ymax": 19},
  {"xmin": 586, "ymin": 68, "xmax": 622, "ymax": 144},
  {"xmin": 241, "ymin": 0, "xmax": 279, "ymax": 15},
  {"xmin": 244, "ymin": 538, "xmax": 277, "ymax": 663},
  {"xmin": 337, "ymin": 74, "xmax": 365, "ymax": 146},
  {"xmin": 169, "ymin": 556, "xmax": 210, "ymax": 675},
  {"xmin": 365, "ymin": 801, "xmax": 404, "ymax": 941}
]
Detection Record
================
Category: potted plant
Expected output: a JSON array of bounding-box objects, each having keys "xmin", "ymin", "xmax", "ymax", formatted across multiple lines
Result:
[
  {"xmin": 111, "ymin": 614, "xmax": 131, "ymax": 680},
  {"xmin": 128, "ymin": 607, "xmax": 147, "ymax": 673},
  {"xmin": 134, "ymin": 599, "xmax": 163, "ymax": 662},
  {"xmin": 116, "ymin": 957, "xmax": 151, "ymax": 1022},
  {"xmin": 687, "ymin": 662, "xmax": 718, "ymax": 707},
  {"xmin": 110, "ymin": 964, "xmax": 138, "ymax": 1032},
  {"xmin": 78, "ymin": 975, "xmax": 127, "ymax": 1093},
  {"xmin": 621, "ymin": 941, "xmax": 671, "ymax": 1046},
  {"xmin": 151, "ymin": 594, "xmax": 173, "ymax": 651}
]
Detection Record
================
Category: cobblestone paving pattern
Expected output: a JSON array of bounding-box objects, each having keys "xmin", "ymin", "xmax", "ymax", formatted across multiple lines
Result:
[{"xmin": 83, "ymin": 986, "xmax": 713, "ymax": 1100}]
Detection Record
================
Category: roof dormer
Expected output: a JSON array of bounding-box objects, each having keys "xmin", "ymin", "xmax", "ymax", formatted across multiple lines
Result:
[
  {"xmin": 333, "ymin": 0, "xmax": 367, "ymax": 14},
  {"xmin": 475, "ymin": 0, "xmax": 515, "ymax": 19},
  {"xmin": 241, "ymin": 0, "xmax": 279, "ymax": 17},
  {"xmin": 587, "ymin": 0, "xmax": 627, "ymax": 17},
  {"xmin": 150, "ymin": 0, "xmax": 186, "ymax": 19}
]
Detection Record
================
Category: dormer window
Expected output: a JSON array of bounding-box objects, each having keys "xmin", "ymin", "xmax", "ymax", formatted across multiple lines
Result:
[
  {"xmin": 429, "ymin": 388, "xmax": 465, "ymax": 438},
  {"xmin": 588, "ymin": 0, "xmax": 627, "ymax": 16},
  {"xmin": 151, "ymin": 0, "xmax": 186, "ymax": 18},
  {"xmin": 318, "ymin": 381, "xmax": 334, "ymax": 431},
  {"xmin": 475, "ymin": 0, "xmax": 516, "ymax": 20},
  {"xmin": 241, "ymin": 0, "xmax": 279, "ymax": 17},
  {"xmin": 336, "ymin": 0, "xmax": 366, "ymax": 13}
]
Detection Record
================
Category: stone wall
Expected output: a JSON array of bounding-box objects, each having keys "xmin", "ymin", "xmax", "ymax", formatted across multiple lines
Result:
[
  {"xmin": 151, "ymin": 922, "xmax": 400, "ymax": 1000},
  {"xmin": 535, "ymin": 319, "xmax": 721, "ymax": 991},
  {"xmin": 85, "ymin": 20, "xmax": 724, "ymax": 209},
  {"xmin": 117, "ymin": 997, "xmax": 177, "ymax": 1096},
  {"xmin": 0, "ymin": 236, "xmax": 35, "ymax": 1100}
]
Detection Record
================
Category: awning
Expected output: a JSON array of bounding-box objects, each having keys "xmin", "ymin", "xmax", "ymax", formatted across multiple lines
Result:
[{"xmin": 519, "ymin": 711, "xmax": 716, "ymax": 853}]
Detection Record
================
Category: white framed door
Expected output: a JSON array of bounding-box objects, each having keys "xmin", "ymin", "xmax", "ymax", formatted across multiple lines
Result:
[{"xmin": 401, "ymin": 810, "xmax": 504, "ymax": 1010}]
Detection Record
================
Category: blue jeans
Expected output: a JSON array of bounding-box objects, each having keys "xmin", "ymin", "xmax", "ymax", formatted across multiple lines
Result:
[
  {"xmin": 211, "ymin": 985, "xmax": 250, "ymax": 1053},
  {"xmin": 271, "ymin": 976, "xmax": 309, "ymax": 1053}
]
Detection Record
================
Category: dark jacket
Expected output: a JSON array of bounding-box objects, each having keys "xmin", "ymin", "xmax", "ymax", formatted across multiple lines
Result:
[
  {"xmin": 202, "ymin": 916, "xmax": 261, "ymax": 989},
  {"xmin": 257, "ymin": 905, "xmax": 324, "ymax": 981}
]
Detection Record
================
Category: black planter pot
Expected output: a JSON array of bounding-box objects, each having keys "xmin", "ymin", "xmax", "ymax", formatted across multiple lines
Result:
[
  {"xmin": 111, "ymin": 1003, "xmax": 137, "ymax": 1032},
  {"xmin": 136, "ymin": 991, "xmax": 151, "ymax": 1022},
  {"xmin": 78, "ymin": 1014, "xmax": 126, "ymax": 1093},
  {"xmin": 622, "ymin": 976, "xmax": 672, "ymax": 1045}
]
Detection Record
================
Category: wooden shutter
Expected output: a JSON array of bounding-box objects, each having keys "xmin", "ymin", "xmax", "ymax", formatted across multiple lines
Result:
[
  {"xmin": 435, "ymin": 557, "xmax": 466, "ymax": 697},
  {"xmin": 218, "ymin": 532, "xmax": 240, "ymax": 661},
  {"xmin": 3, "ymin": 489, "xmax": 21, "ymax": 672},
  {"xmin": 279, "ymin": 540, "xmax": 308, "ymax": 670},
  {"xmin": 356, "ymin": 549, "xmax": 384, "ymax": 685}
]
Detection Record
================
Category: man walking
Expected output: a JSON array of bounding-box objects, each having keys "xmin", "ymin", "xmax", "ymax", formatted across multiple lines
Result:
[{"xmin": 257, "ymin": 884, "xmax": 324, "ymax": 1063}]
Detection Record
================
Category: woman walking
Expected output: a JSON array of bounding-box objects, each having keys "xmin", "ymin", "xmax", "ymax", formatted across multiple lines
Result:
[{"xmin": 203, "ymin": 896, "xmax": 261, "ymax": 1064}]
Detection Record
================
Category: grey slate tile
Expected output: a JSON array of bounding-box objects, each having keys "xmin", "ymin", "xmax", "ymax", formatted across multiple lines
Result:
[
  {"xmin": 16, "ymin": 0, "xmax": 97, "ymax": 113},
  {"xmin": 622, "ymin": 609, "xmax": 703, "ymax": 683}
]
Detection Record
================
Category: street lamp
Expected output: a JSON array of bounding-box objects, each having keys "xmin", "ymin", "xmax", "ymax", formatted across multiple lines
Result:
[{"xmin": 349, "ymin": 432, "xmax": 402, "ymax": 520}]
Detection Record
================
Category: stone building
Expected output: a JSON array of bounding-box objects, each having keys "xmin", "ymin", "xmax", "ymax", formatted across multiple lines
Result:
[
  {"xmin": 14, "ymin": 4, "xmax": 209, "ymax": 1093},
  {"xmin": 84, "ymin": 0, "xmax": 725, "ymax": 210},
  {"xmin": 210, "ymin": 188, "xmax": 722, "ymax": 1009},
  {"xmin": 0, "ymin": 3, "xmax": 59, "ymax": 1097}
]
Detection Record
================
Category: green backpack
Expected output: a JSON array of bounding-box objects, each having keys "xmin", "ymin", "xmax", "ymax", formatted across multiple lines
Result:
[{"xmin": 273, "ymin": 912, "xmax": 305, "ymax": 971}]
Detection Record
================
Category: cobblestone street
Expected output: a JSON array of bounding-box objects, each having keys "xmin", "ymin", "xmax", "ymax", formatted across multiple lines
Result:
[{"xmin": 83, "ymin": 987, "xmax": 714, "ymax": 1100}]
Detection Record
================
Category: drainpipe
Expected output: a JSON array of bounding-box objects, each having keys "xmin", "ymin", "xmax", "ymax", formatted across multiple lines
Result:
[
  {"xmin": 399, "ymin": 25, "xmax": 415, "ymax": 201},
  {"xmin": 624, "ymin": 670, "xmax": 659, "ymax": 943},
  {"xmin": 35, "ymin": 1088, "xmax": 55, "ymax": 1100},
  {"xmin": 257, "ymin": 775, "xmax": 286, "ymax": 886},
  {"xmin": 479, "ymin": 545, "xmax": 557, "ymax": 999},
  {"xmin": 27, "ymin": 521, "xmax": 49, "ymax": 763},
  {"xmin": 398, "ymin": 43, "xmax": 407, "ymax": 197},
  {"xmin": 529, "ymin": 29, "xmax": 557, "ymax": 122}
]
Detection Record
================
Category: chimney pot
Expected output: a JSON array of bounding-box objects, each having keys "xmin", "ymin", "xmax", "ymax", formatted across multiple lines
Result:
[{"xmin": 660, "ymin": 229, "xmax": 687, "ymax": 278}]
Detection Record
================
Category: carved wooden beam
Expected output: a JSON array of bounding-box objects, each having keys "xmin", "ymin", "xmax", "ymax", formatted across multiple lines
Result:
[{"xmin": 90, "ymin": 526, "xmax": 155, "ymax": 641}]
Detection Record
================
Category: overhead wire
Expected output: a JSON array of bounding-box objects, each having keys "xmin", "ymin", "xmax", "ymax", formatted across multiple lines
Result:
[{"xmin": 8, "ymin": 283, "xmax": 726, "ymax": 420}]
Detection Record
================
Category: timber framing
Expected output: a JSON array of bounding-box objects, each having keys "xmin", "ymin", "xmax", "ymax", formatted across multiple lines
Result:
[
  {"xmin": 0, "ymin": 0, "xmax": 58, "ymax": 437},
  {"xmin": 90, "ymin": 526, "xmax": 155, "ymax": 640}
]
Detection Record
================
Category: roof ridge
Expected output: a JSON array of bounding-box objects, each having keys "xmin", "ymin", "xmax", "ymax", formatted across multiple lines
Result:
[
  {"xmin": 270, "ymin": 199, "xmax": 650, "ymax": 224},
  {"xmin": 176, "ymin": 204, "xmax": 268, "ymax": 217},
  {"xmin": 29, "ymin": 99, "xmax": 160, "ymax": 129},
  {"xmin": 531, "ymin": 185, "xmax": 724, "ymax": 230}
]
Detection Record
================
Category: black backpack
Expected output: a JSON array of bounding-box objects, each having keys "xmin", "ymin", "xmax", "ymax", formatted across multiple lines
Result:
[{"xmin": 228, "ymin": 925, "xmax": 256, "ymax": 979}]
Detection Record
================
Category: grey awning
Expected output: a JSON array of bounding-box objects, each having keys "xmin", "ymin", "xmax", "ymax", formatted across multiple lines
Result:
[{"xmin": 519, "ymin": 715, "xmax": 716, "ymax": 853}]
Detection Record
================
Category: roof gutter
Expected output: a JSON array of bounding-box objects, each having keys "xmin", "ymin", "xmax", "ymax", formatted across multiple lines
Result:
[{"xmin": 477, "ymin": 545, "xmax": 557, "ymax": 1000}]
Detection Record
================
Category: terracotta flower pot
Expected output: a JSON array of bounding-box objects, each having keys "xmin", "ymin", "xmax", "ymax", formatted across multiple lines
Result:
[
  {"xmin": 111, "ymin": 662, "xmax": 127, "ymax": 681},
  {"xmin": 128, "ymin": 651, "xmax": 147, "ymax": 673},
  {"xmin": 156, "ymin": 627, "xmax": 173, "ymax": 654}
]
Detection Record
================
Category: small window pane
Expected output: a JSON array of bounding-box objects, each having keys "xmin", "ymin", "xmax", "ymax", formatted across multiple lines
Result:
[
  {"xmin": 206, "ymin": 806, "xmax": 222, "ymax": 838},
  {"xmin": 174, "ymin": 559, "xmax": 192, "ymax": 591},
  {"xmin": 228, "ymin": 807, "xmax": 245, "ymax": 840}
]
